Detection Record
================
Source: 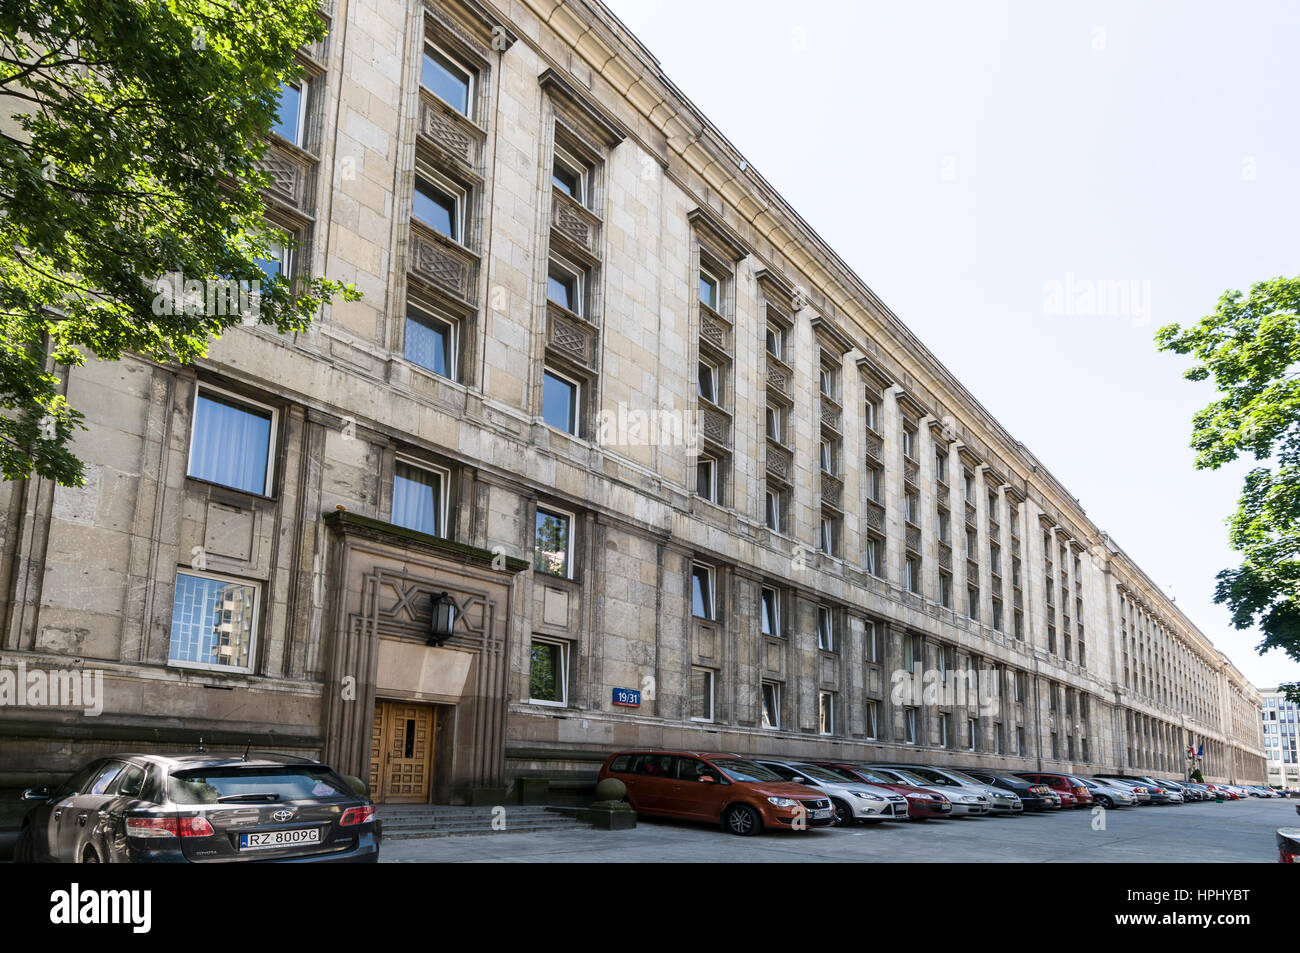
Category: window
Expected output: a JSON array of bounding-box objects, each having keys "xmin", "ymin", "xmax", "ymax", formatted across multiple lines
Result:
[
  {"xmin": 765, "ymin": 323, "xmax": 785, "ymax": 359},
  {"xmin": 534, "ymin": 507, "xmax": 573, "ymax": 578},
  {"xmin": 938, "ymin": 644, "xmax": 954, "ymax": 681},
  {"xmin": 764, "ymin": 488, "xmax": 783, "ymax": 532},
  {"xmin": 963, "ymin": 468, "xmax": 975, "ymax": 500},
  {"xmin": 413, "ymin": 176, "xmax": 460, "ymax": 241},
  {"xmin": 988, "ymin": 491, "xmax": 999, "ymax": 520},
  {"xmin": 820, "ymin": 515, "xmax": 838, "ymax": 556},
  {"xmin": 865, "ymin": 700, "xmax": 879, "ymax": 739},
  {"xmin": 188, "ymin": 387, "xmax": 275, "ymax": 496},
  {"xmin": 905, "ymin": 707, "xmax": 918, "ymax": 744},
  {"xmin": 691, "ymin": 565, "xmax": 715, "ymax": 620},
  {"xmin": 1017, "ymin": 726, "xmax": 1027, "ymax": 756},
  {"xmin": 392, "ymin": 460, "xmax": 446, "ymax": 537},
  {"xmin": 968, "ymin": 719, "xmax": 978, "ymax": 751},
  {"xmin": 696, "ymin": 454, "xmax": 718, "ymax": 502},
  {"xmin": 864, "ymin": 536, "xmax": 880, "ymax": 576},
  {"xmin": 864, "ymin": 396, "xmax": 879, "ymax": 432},
  {"xmin": 699, "ymin": 270, "xmax": 719, "ymax": 311},
  {"xmin": 939, "ymin": 713, "xmax": 951, "ymax": 748},
  {"xmin": 529, "ymin": 638, "xmax": 568, "ymax": 705},
  {"xmin": 867, "ymin": 465, "xmax": 884, "ymax": 502},
  {"xmin": 761, "ymin": 586, "xmax": 780, "ymax": 636},
  {"xmin": 547, "ymin": 261, "xmax": 582, "ymax": 316},
  {"xmin": 966, "ymin": 529, "xmax": 978, "ymax": 559},
  {"xmin": 904, "ymin": 490, "xmax": 919, "ymax": 523},
  {"xmin": 820, "ymin": 439, "xmax": 835, "ymax": 474},
  {"xmin": 698, "ymin": 360, "xmax": 719, "ymax": 404},
  {"xmin": 422, "ymin": 43, "xmax": 473, "ymax": 116},
  {"xmin": 405, "ymin": 307, "xmax": 455, "ymax": 380},
  {"xmin": 761, "ymin": 682, "xmax": 781, "ymax": 729},
  {"xmin": 902, "ymin": 426, "xmax": 916, "ymax": 459},
  {"xmin": 541, "ymin": 368, "xmax": 579, "ymax": 435},
  {"xmin": 253, "ymin": 236, "xmax": 291, "ymax": 283},
  {"xmin": 935, "ymin": 449, "xmax": 948, "ymax": 483},
  {"xmin": 865, "ymin": 621, "xmax": 881, "ymax": 663},
  {"xmin": 992, "ymin": 598, "xmax": 1003, "ymax": 631},
  {"xmin": 967, "ymin": 587, "xmax": 979, "ymax": 621},
  {"xmin": 818, "ymin": 692, "xmax": 835, "ymax": 735},
  {"xmin": 905, "ymin": 556, "xmax": 920, "ymax": 593},
  {"xmin": 552, "ymin": 148, "xmax": 586, "ymax": 203},
  {"xmin": 904, "ymin": 634, "xmax": 922, "ymax": 674},
  {"xmin": 690, "ymin": 668, "xmax": 714, "ymax": 721},
  {"xmin": 765, "ymin": 405, "xmax": 783, "ymax": 443},
  {"xmin": 169, "ymin": 571, "xmax": 259, "ymax": 672},
  {"xmin": 819, "ymin": 362, "xmax": 837, "ymax": 399},
  {"xmin": 271, "ymin": 79, "xmax": 307, "ymax": 146},
  {"xmin": 937, "ymin": 510, "xmax": 951, "ymax": 542},
  {"xmin": 817, "ymin": 606, "xmax": 834, "ymax": 651},
  {"xmin": 994, "ymin": 722, "xmax": 1004, "ymax": 755}
]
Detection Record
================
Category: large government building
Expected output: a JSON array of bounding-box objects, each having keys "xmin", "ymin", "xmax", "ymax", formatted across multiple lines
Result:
[{"xmin": 0, "ymin": 0, "xmax": 1266, "ymax": 803}]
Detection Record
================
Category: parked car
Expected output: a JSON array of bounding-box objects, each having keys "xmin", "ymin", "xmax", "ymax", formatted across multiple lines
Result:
[
  {"xmin": 14, "ymin": 752, "xmax": 380, "ymax": 863},
  {"xmin": 1096, "ymin": 775, "xmax": 1174, "ymax": 804},
  {"xmin": 1276, "ymin": 827, "xmax": 1300, "ymax": 863},
  {"xmin": 959, "ymin": 769, "xmax": 1056, "ymax": 812},
  {"xmin": 1079, "ymin": 777, "xmax": 1136, "ymax": 808},
  {"xmin": 810, "ymin": 762, "xmax": 954, "ymax": 820},
  {"xmin": 870, "ymin": 764, "xmax": 1022, "ymax": 814},
  {"xmin": 862, "ymin": 766, "xmax": 991, "ymax": 816},
  {"xmin": 598, "ymin": 750, "xmax": 834, "ymax": 835},
  {"xmin": 1015, "ymin": 772, "xmax": 1093, "ymax": 808},
  {"xmin": 1130, "ymin": 776, "xmax": 1184, "ymax": 804},
  {"xmin": 754, "ymin": 760, "xmax": 908, "ymax": 826}
]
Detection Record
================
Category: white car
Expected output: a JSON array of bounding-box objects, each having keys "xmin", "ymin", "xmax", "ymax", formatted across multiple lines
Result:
[
  {"xmin": 756, "ymin": 760, "xmax": 909, "ymax": 825},
  {"xmin": 1081, "ymin": 777, "xmax": 1136, "ymax": 807},
  {"xmin": 865, "ymin": 765, "xmax": 993, "ymax": 816}
]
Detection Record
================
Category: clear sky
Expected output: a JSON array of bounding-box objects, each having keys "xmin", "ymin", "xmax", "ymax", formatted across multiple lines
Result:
[{"xmin": 605, "ymin": 0, "xmax": 1300, "ymax": 689}]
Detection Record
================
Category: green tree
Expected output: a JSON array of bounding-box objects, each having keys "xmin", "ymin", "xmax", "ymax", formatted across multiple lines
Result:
[
  {"xmin": 0, "ymin": 0, "xmax": 359, "ymax": 486},
  {"xmin": 1156, "ymin": 275, "xmax": 1300, "ymax": 703}
]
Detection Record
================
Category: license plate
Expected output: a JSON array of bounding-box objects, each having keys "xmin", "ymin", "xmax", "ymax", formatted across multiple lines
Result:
[
  {"xmin": 811, "ymin": 809, "xmax": 831, "ymax": 819},
  {"xmin": 239, "ymin": 828, "xmax": 322, "ymax": 850}
]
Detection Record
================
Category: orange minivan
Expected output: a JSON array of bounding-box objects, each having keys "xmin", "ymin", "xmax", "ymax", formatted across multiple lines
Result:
[{"xmin": 598, "ymin": 750, "xmax": 834, "ymax": 835}]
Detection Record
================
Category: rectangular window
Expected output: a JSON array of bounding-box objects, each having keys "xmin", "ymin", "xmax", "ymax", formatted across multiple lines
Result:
[
  {"xmin": 905, "ymin": 490, "xmax": 919, "ymax": 523},
  {"xmin": 696, "ymin": 455, "xmax": 718, "ymax": 502},
  {"xmin": 253, "ymin": 235, "xmax": 291, "ymax": 282},
  {"xmin": 865, "ymin": 536, "xmax": 880, "ymax": 576},
  {"xmin": 905, "ymin": 634, "xmax": 922, "ymax": 674},
  {"xmin": 392, "ymin": 460, "xmax": 446, "ymax": 537},
  {"xmin": 169, "ymin": 571, "xmax": 259, "ymax": 671},
  {"xmin": 699, "ymin": 271, "xmax": 719, "ymax": 311},
  {"xmin": 761, "ymin": 587, "xmax": 780, "ymax": 637},
  {"xmin": 905, "ymin": 556, "xmax": 920, "ymax": 593},
  {"xmin": 966, "ymin": 529, "xmax": 978, "ymax": 559},
  {"xmin": 547, "ymin": 261, "xmax": 582, "ymax": 316},
  {"xmin": 820, "ymin": 515, "xmax": 837, "ymax": 556},
  {"xmin": 421, "ymin": 43, "xmax": 473, "ymax": 116},
  {"xmin": 820, "ymin": 439, "xmax": 835, "ymax": 474},
  {"xmin": 868, "ymin": 465, "xmax": 884, "ymax": 502},
  {"xmin": 902, "ymin": 426, "xmax": 916, "ymax": 459},
  {"xmin": 992, "ymin": 598, "xmax": 1003, "ymax": 631},
  {"xmin": 865, "ymin": 700, "xmax": 879, "ymax": 739},
  {"xmin": 690, "ymin": 668, "xmax": 714, "ymax": 721},
  {"xmin": 698, "ymin": 360, "xmax": 719, "ymax": 404},
  {"xmin": 691, "ymin": 565, "xmax": 715, "ymax": 620},
  {"xmin": 188, "ymin": 388, "xmax": 275, "ymax": 496},
  {"xmin": 541, "ymin": 368, "xmax": 579, "ymax": 435},
  {"xmin": 939, "ymin": 713, "xmax": 951, "ymax": 748},
  {"xmin": 761, "ymin": 682, "xmax": 781, "ymax": 729},
  {"xmin": 765, "ymin": 405, "xmax": 783, "ymax": 443},
  {"xmin": 534, "ymin": 507, "xmax": 573, "ymax": 578},
  {"xmin": 818, "ymin": 691, "xmax": 835, "ymax": 735},
  {"xmin": 271, "ymin": 79, "xmax": 306, "ymax": 146},
  {"xmin": 413, "ymin": 176, "xmax": 460, "ymax": 241},
  {"xmin": 864, "ymin": 396, "xmax": 879, "ymax": 431},
  {"xmin": 938, "ymin": 510, "xmax": 950, "ymax": 542},
  {"xmin": 764, "ymin": 488, "xmax": 783, "ymax": 532},
  {"xmin": 866, "ymin": 621, "xmax": 880, "ymax": 663},
  {"xmin": 765, "ymin": 324, "xmax": 784, "ymax": 359},
  {"xmin": 529, "ymin": 638, "xmax": 568, "ymax": 705},
  {"xmin": 819, "ymin": 363, "xmax": 837, "ymax": 399},
  {"xmin": 935, "ymin": 449, "xmax": 947, "ymax": 483},
  {"xmin": 967, "ymin": 587, "xmax": 979, "ymax": 621},
  {"xmin": 817, "ymin": 606, "xmax": 834, "ymax": 651},
  {"xmin": 551, "ymin": 148, "xmax": 586, "ymax": 203},
  {"xmin": 905, "ymin": 707, "xmax": 918, "ymax": 744},
  {"xmin": 1017, "ymin": 726, "xmax": 1027, "ymax": 756},
  {"xmin": 405, "ymin": 308, "xmax": 455, "ymax": 380},
  {"xmin": 969, "ymin": 719, "xmax": 978, "ymax": 751}
]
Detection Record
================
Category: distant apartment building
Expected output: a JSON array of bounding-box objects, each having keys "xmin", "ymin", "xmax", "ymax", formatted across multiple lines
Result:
[
  {"xmin": 1261, "ymin": 688, "xmax": 1300, "ymax": 789},
  {"xmin": 0, "ymin": 0, "xmax": 1265, "ymax": 803}
]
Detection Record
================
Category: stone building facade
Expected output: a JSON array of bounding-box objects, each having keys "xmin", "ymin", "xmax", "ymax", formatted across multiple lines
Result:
[{"xmin": 0, "ymin": 0, "xmax": 1265, "ymax": 802}]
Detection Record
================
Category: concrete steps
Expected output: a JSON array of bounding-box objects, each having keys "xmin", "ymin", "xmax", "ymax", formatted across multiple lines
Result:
[{"xmin": 377, "ymin": 805, "xmax": 588, "ymax": 840}]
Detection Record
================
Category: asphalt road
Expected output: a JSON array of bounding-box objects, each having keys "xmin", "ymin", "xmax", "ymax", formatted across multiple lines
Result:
[{"xmin": 380, "ymin": 798, "xmax": 1298, "ymax": 863}]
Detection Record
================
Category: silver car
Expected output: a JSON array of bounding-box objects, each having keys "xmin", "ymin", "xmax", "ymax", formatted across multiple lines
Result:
[
  {"xmin": 1081, "ymin": 777, "xmax": 1136, "ymax": 807},
  {"xmin": 756, "ymin": 760, "xmax": 909, "ymax": 825},
  {"xmin": 882, "ymin": 765, "xmax": 1023, "ymax": 815},
  {"xmin": 865, "ymin": 764, "xmax": 999, "ymax": 816}
]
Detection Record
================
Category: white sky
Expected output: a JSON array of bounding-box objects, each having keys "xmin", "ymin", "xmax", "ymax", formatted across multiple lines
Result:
[{"xmin": 604, "ymin": 0, "xmax": 1300, "ymax": 689}]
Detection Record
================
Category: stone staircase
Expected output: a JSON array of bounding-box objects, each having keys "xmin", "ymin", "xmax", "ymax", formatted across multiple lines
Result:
[{"xmin": 376, "ymin": 804, "xmax": 589, "ymax": 840}]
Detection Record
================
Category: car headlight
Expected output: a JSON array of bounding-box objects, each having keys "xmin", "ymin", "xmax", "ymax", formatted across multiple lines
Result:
[
  {"xmin": 961, "ymin": 795, "xmax": 980, "ymax": 802},
  {"xmin": 766, "ymin": 797, "xmax": 798, "ymax": 807},
  {"xmin": 852, "ymin": 792, "xmax": 884, "ymax": 801}
]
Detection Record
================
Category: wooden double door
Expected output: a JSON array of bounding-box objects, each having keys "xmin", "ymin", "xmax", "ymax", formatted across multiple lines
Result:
[{"xmin": 369, "ymin": 701, "xmax": 437, "ymax": 803}]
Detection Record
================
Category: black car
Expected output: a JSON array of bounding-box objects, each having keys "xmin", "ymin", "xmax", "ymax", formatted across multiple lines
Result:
[
  {"xmin": 959, "ymin": 768, "xmax": 1055, "ymax": 812},
  {"xmin": 14, "ymin": 752, "xmax": 379, "ymax": 863}
]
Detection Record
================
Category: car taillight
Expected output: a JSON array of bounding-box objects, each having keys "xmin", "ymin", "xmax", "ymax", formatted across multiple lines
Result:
[
  {"xmin": 340, "ymin": 805, "xmax": 375, "ymax": 826},
  {"xmin": 1280, "ymin": 848, "xmax": 1297, "ymax": 864},
  {"xmin": 125, "ymin": 815, "xmax": 213, "ymax": 838}
]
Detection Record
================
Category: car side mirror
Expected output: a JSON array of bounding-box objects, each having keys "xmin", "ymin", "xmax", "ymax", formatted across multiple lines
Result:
[
  {"xmin": 21, "ymin": 786, "xmax": 50, "ymax": 801},
  {"xmin": 699, "ymin": 775, "xmax": 716, "ymax": 783},
  {"xmin": 791, "ymin": 777, "xmax": 808, "ymax": 784}
]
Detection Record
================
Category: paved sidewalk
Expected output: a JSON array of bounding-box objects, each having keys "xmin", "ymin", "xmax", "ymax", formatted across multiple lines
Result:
[{"xmin": 379, "ymin": 799, "xmax": 1293, "ymax": 863}]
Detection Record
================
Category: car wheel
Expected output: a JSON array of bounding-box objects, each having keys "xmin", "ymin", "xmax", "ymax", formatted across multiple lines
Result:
[
  {"xmin": 1097, "ymin": 795, "xmax": 1113, "ymax": 809},
  {"xmin": 13, "ymin": 824, "xmax": 37, "ymax": 863},
  {"xmin": 830, "ymin": 798, "xmax": 853, "ymax": 827},
  {"xmin": 724, "ymin": 804, "xmax": 762, "ymax": 836}
]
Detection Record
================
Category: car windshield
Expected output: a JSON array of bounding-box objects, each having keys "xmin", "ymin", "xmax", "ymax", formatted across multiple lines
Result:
[
  {"xmin": 857, "ymin": 769, "xmax": 896, "ymax": 785},
  {"xmin": 943, "ymin": 770, "xmax": 984, "ymax": 785},
  {"xmin": 167, "ymin": 766, "xmax": 351, "ymax": 804},
  {"xmin": 891, "ymin": 769, "xmax": 939, "ymax": 786},
  {"xmin": 712, "ymin": 759, "xmax": 783, "ymax": 783},
  {"xmin": 790, "ymin": 764, "xmax": 848, "ymax": 784},
  {"xmin": 910, "ymin": 769, "xmax": 958, "ymax": 786},
  {"xmin": 818, "ymin": 765, "xmax": 867, "ymax": 783}
]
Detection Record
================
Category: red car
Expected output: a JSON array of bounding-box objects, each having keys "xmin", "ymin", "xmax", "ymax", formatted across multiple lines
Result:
[
  {"xmin": 1016, "ymin": 772, "xmax": 1093, "ymax": 808},
  {"xmin": 812, "ymin": 762, "xmax": 953, "ymax": 820}
]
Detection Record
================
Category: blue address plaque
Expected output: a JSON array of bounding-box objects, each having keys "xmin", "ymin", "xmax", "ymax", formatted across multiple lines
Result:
[{"xmin": 612, "ymin": 687, "xmax": 641, "ymax": 708}]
